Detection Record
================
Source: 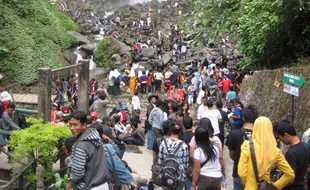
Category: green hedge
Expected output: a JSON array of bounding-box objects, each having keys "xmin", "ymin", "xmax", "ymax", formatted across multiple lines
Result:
[{"xmin": 0, "ymin": 0, "xmax": 78, "ymax": 85}]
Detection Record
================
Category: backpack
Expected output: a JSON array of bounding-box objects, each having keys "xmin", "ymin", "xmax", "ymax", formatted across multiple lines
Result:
[
  {"xmin": 120, "ymin": 109, "xmax": 128, "ymax": 124},
  {"xmin": 114, "ymin": 76, "xmax": 121, "ymax": 86},
  {"xmin": 161, "ymin": 140, "xmax": 184, "ymax": 187},
  {"xmin": 151, "ymin": 137, "xmax": 164, "ymax": 186}
]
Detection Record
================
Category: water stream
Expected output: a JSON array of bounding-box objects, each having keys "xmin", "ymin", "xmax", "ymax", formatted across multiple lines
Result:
[{"xmin": 74, "ymin": 0, "xmax": 167, "ymax": 70}]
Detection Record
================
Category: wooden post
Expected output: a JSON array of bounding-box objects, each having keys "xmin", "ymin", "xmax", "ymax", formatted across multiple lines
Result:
[
  {"xmin": 77, "ymin": 61, "xmax": 90, "ymax": 114},
  {"xmin": 38, "ymin": 68, "xmax": 51, "ymax": 123}
]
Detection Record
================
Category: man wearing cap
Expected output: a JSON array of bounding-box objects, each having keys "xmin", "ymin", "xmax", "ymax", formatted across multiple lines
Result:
[
  {"xmin": 51, "ymin": 111, "xmax": 65, "ymax": 126},
  {"xmin": 90, "ymin": 112, "xmax": 98, "ymax": 124},
  {"xmin": 145, "ymin": 94, "xmax": 159, "ymax": 149}
]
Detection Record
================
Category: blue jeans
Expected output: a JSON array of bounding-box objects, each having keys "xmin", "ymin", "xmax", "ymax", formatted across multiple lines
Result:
[
  {"xmin": 185, "ymin": 178, "xmax": 192, "ymax": 190},
  {"xmin": 146, "ymin": 131, "xmax": 155, "ymax": 149},
  {"xmin": 233, "ymin": 177, "xmax": 245, "ymax": 190}
]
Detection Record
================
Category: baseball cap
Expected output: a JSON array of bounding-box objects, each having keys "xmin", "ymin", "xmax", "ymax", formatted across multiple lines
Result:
[
  {"xmin": 90, "ymin": 112, "xmax": 98, "ymax": 120},
  {"xmin": 56, "ymin": 111, "xmax": 64, "ymax": 117},
  {"xmin": 53, "ymin": 102, "xmax": 58, "ymax": 107}
]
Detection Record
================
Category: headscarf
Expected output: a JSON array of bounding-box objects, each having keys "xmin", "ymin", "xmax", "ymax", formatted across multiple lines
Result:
[
  {"xmin": 252, "ymin": 116, "xmax": 278, "ymax": 177},
  {"xmin": 1, "ymin": 91, "xmax": 12, "ymax": 101},
  {"xmin": 108, "ymin": 70, "xmax": 115, "ymax": 80},
  {"xmin": 138, "ymin": 71, "xmax": 142, "ymax": 78},
  {"xmin": 129, "ymin": 69, "xmax": 135, "ymax": 77}
]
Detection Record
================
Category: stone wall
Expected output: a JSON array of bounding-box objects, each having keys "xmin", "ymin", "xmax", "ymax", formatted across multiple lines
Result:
[{"xmin": 239, "ymin": 67, "xmax": 310, "ymax": 133}]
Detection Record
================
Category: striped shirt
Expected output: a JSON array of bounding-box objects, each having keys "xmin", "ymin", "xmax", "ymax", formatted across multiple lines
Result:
[{"xmin": 158, "ymin": 138, "xmax": 189, "ymax": 182}]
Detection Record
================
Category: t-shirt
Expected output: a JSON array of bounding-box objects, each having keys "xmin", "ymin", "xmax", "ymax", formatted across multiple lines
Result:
[
  {"xmin": 183, "ymin": 130, "xmax": 193, "ymax": 145},
  {"xmin": 232, "ymin": 106, "xmax": 243, "ymax": 125},
  {"xmin": 225, "ymin": 128, "xmax": 253, "ymax": 177},
  {"xmin": 201, "ymin": 109, "xmax": 222, "ymax": 135},
  {"xmin": 283, "ymin": 142, "xmax": 310, "ymax": 190},
  {"xmin": 226, "ymin": 91, "xmax": 237, "ymax": 101},
  {"xmin": 194, "ymin": 143, "xmax": 221, "ymax": 178},
  {"xmin": 155, "ymin": 72, "xmax": 163, "ymax": 80}
]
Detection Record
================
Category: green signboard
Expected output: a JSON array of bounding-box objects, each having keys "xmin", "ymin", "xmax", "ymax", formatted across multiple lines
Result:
[{"xmin": 283, "ymin": 72, "xmax": 305, "ymax": 87}]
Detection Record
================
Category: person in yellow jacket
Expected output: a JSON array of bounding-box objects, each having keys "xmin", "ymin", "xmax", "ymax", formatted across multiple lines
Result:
[{"xmin": 238, "ymin": 116, "xmax": 295, "ymax": 189}]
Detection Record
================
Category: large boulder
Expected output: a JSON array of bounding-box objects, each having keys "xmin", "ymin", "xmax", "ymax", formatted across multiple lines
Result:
[
  {"xmin": 63, "ymin": 49, "xmax": 77, "ymax": 65},
  {"xmin": 80, "ymin": 43, "xmax": 96, "ymax": 55},
  {"xmin": 141, "ymin": 48, "xmax": 155, "ymax": 58},
  {"xmin": 68, "ymin": 31, "xmax": 91, "ymax": 45},
  {"xmin": 109, "ymin": 36, "xmax": 131, "ymax": 55},
  {"xmin": 162, "ymin": 52, "xmax": 172, "ymax": 65}
]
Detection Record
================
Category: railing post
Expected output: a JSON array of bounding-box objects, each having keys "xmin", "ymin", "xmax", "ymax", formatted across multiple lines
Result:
[
  {"xmin": 18, "ymin": 172, "xmax": 24, "ymax": 189},
  {"xmin": 38, "ymin": 68, "xmax": 52, "ymax": 123}
]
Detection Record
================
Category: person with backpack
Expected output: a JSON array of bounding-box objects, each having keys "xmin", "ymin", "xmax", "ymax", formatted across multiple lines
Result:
[
  {"xmin": 158, "ymin": 120, "xmax": 189, "ymax": 190},
  {"xmin": 191, "ymin": 127, "xmax": 223, "ymax": 190}
]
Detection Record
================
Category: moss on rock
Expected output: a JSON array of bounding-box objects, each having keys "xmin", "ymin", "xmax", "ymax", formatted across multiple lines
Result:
[{"xmin": 239, "ymin": 67, "xmax": 310, "ymax": 133}]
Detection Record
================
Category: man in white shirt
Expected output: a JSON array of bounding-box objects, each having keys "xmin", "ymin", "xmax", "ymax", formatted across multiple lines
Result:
[
  {"xmin": 154, "ymin": 70, "xmax": 163, "ymax": 92},
  {"xmin": 196, "ymin": 86, "xmax": 206, "ymax": 106},
  {"xmin": 201, "ymin": 100, "xmax": 222, "ymax": 135}
]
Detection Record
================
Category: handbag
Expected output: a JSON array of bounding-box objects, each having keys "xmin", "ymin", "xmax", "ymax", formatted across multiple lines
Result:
[{"xmin": 249, "ymin": 141, "xmax": 277, "ymax": 190}]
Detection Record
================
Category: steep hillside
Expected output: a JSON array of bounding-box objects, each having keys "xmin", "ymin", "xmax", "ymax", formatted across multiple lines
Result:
[{"xmin": 0, "ymin": 0, "xmax": 78, "ymax": 85}]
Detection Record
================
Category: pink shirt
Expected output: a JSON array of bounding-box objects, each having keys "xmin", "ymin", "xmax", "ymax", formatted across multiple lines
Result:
[{"xmin": 189, "ymin": 135, "xmax": 223, "ymax": 158}]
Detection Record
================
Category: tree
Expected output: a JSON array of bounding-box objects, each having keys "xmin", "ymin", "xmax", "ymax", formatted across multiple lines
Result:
[
  {"xmin": 9, "ymin": 118, "xmax": 72, "ymax": 190},
  {"xmin": 183, "ymin": 0, "xmax": 310, "ymax": 69}
]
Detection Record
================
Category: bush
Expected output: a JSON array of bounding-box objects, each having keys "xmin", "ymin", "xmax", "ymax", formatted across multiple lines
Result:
[
  {"xmin": 94, "ymin": 37, "xmax": 118, "ymax": 68},
  {"xmin": 9, "ymin": 118, "xmax": 72, "ymax": 181},
  {"xmin": 0, "ymin": 0, "xmax": 78, "ymax": 85}
]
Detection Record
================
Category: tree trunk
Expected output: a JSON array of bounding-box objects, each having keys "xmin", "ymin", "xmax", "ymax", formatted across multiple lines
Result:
[{"xmin": 36, "ymin": 164, "xmax": 45, "ymax": 190}]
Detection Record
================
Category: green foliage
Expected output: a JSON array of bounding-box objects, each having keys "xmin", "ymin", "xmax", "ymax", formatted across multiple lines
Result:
[
  {"xmin": 9, "ymin": 118, "xmax": 72, "ymax": 181},
  {"xmin": 0, "ymin": 0, "xmax": 78, "ymax": 85},
  {"xmin": 184, "ymin": 0, "xmax": 310, "ymax": 69},
  {"xmin": 94, "ymin": 37, "xmax": 117, "ymax": 68},
  {"xmin": 48, "ymin": 173, "xmax": 69, "ymax": 190}
]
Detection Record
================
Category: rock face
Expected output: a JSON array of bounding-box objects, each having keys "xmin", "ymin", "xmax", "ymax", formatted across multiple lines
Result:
[
  {"xmin": 239, "ymin": 67, "xmax": 310, "ymax": 133},
  {"xmin": 68, "ymin": 31, "xmax": 91, "ymax": 44}
]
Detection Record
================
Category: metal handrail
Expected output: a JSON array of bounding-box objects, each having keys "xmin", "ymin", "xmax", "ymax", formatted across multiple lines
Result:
[{"xmin": 0, "ymin": 159, "xmax": 35, "ymax": 189}]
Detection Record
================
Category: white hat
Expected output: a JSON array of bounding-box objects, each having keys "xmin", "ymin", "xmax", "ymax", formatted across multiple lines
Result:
[{"xmin": 1, "ymin": 91, "xmax": 11, "ymax": 101}]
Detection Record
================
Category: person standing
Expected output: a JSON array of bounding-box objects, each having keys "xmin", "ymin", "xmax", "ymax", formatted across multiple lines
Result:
[
  {"xmin": 275, "ymin": 120, "xmax": 310, "ymax": 190},
  {"xmin": 89, "ymin": 89, "xmax": 110, "ymax": 120},
  {"xmin": 238, "ymin": 117, "xmax": 295, "ymax": 189},
  {"xmin": 226, "ymin": 104, "xmax": 258, "ymax": 190},
  {"xmin": 145, "ymin": 94, "xmax": 159, "ymax": 149},
  {"xmin": 129, "ymin": 69, "xmax": 136, "ymax": 95},
  {"xmin": 148, "ymin": 99, "xmax": 164, "ymax": 141},
  {"xmin": 67, "ymin": 111, "xmax": 109, "ymax": 190},
  {"xmin": 201, "ymin": 100, "xmax": 222, "ymax": 136}
]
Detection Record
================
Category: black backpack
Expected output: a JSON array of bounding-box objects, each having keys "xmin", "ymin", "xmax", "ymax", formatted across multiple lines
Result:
[
  {"xmin": 161, "ymin": 140, "xmax": 184, "ymax": 187},
  {"xmin": 151, "ymin": 137, "xmax": 164, "ymax": 186}
]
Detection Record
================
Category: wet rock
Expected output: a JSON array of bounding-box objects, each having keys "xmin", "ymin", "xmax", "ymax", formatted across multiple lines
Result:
[
  {"xmin": 63, "ymin": 49, "xmax": 77, "ymax": 65},
  {"xmin": 80, "ymin": 43, "xmax": 96, "ymax": 55},
  {"xmin": 141, "ymin": 57, "xmax": 149, "ymax": 61},
  {"xmin": 68, "ymin": 31, "xmax": 91, "ymax": 45},
  {"xmin": 92, "ymin": 28, "xmax": 101, "ymax": 35}
]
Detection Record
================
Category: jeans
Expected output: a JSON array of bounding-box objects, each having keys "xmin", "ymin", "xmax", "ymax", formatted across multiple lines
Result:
[
  {"xmin": 185, "ymin": 178, "xmax": 192, "ymax": 190},
  {"xmin": 146, "ymin": 130, "xmax": 155, "ymax": 149},
  {"xmin": 233, "ymin": 177, "xmax": 245, "ymax": 190},
  {"xmin": 162, "ymin": 183, "xmax": 184, "ymax": 190},
  {"xmin": 123, "ymin": 137, "xmax": 144, "ymax": 146}
]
